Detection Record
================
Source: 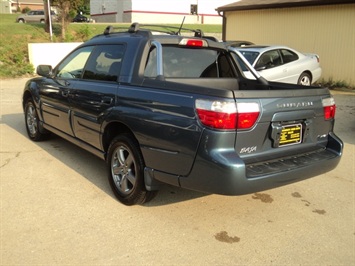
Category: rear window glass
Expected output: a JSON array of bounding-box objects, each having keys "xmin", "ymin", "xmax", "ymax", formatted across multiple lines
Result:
[
  {"xmin": 144, "ymin": 46, "xmax": 235, "ymax": 78},
  {"xmin": 281, "ymin": 49, "xmax": 299, "ymax": 63}
]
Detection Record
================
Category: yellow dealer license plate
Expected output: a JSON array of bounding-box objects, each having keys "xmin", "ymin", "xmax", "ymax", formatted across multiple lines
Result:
[{"xmin": 279, "ymin": 123, "xmax": 302, "ymax": 146}]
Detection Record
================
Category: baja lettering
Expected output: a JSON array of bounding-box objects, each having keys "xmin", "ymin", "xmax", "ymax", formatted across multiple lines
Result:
[{"xmin": 240, "ymin": 146, "xmax": 257, "ymax": 154}]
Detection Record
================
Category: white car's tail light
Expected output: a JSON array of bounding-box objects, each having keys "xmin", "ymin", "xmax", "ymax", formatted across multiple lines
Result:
[
  {"xmin": 195, "ymin": 99, "xmax": 260, "ymax": 130},
  {"xmin": 322, "ymin": 97, "xmax": 336, "ymax": 120}
]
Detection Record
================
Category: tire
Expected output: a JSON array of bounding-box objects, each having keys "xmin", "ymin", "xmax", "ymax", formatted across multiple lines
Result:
[
  {"xmin": 18, "ymin": 19, "xmax": 25, "ymax": 23},
  {"xmin": 297, "ymin": 72, "xmax": 312, "ymax": 86},
  {"xmin": 24, "ymin": 99, "xmax": 48, "ymax": 141},
  {"xmin": 107, "ymin": 134, "xmax": 157, "ymax": 205},
  {"xmin": 40, "ymin": 19, "xmax": 45, "ymax": 23}
]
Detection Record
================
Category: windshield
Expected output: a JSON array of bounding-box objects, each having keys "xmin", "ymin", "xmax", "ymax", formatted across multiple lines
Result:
[{"xmin": 237, "ymin": 51, "xmax": 259, "ymax": 65}]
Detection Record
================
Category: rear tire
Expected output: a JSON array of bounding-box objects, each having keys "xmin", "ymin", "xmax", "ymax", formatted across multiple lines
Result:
[
  {"xmin": 297, "ymin": 72, "xmax": 312, "ymax": 86},
  {"xmin": 107, "ymin": 134, "xmax": 157, "ymax": 205}
]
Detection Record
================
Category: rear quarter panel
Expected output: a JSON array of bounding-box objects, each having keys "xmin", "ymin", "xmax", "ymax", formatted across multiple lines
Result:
[{"xmin": 104, "ymin": 84, "xmax": 204, "ymax": 176}]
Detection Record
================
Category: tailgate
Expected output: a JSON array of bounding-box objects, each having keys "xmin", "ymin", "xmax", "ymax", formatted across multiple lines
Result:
[{"xmin": 233, "ymin": 88, "xmax": 339, "ymax": 175}]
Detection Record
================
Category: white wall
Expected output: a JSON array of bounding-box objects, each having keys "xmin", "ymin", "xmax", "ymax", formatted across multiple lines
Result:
[
  {"xmin": 0, "ymin": 1, "xmax": 12, "ymax": 14},
  {"xmin": 130, "ymin": 0, "xmax": 235, "ymax": 14},
  {"xmin": 28, "ymin": 43, "xmax": 82, "ymax": 72},
  {"xmin": 90, "ymin": 0, "xmax": 236, "ymax": 24}
]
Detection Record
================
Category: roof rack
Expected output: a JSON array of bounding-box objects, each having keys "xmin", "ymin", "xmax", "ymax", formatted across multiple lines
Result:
[
  {"xmin": 103, "ymin": 25, "xmax": 129, "ymax": 35},
  {"xmin": 103, "ymin": 22, "xmax": 208, "ymax": 37}
]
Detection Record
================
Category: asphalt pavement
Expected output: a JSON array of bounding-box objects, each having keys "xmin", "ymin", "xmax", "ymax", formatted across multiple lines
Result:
[{"xmin": 1, "ymin": 78, "xmax": 354, "ymax": 265}]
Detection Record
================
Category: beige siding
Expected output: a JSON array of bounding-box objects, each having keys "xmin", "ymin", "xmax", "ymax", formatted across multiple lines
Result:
[{"xmin": 225, "ymin": 4, "xmax": 355, "ymax": 86}]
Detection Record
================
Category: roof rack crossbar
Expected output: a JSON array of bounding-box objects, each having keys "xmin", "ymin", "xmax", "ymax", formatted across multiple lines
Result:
[
  {"xmin": 104, "ymin": 25, "xmax": 113, "ymax": 35},
  {"xmin": 103, "ymin": 25, "xmax": 130, "ymax": 35},
  {"xmin": 129, "ymin": 22, "xmax": 140, "ymax": 33},
  {"xmin": 141, "ymin": 24, "xmax": 205, "ymax": 36},
  {"xmin": 102, "ymin": 22, "xmax": 210, "ymax": 39}
]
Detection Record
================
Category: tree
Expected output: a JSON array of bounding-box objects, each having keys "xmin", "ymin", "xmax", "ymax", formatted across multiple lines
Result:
[
  {"xmin": 78, "ymin": 0, "xmax": 90, "ymax": 15},
  {"xmin": 51, "ymin": 0, "xmax": 84, "ymax": 39}
]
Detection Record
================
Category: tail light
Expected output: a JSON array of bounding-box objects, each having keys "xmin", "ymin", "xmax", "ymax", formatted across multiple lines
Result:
[
  {"xmin": 322, "ymin": 97, "xmax": 336, "ymax": 120},
  {"xmin": 236, "ymin": 102, "xmax": 260, "ymax": 129},
  {"xmin": 195, "ymin": 99, "xmax": 260, "ymax": 130}
]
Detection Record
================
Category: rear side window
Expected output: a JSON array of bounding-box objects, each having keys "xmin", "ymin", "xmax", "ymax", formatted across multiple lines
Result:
[
  {"xmin": 280, "ymin": 49, "xmax": 299, "ymax": 64},
  {"xmin": 83, "ymin": 45, "xmax": 125, "ymax": 82},
  {"xmin": 255, "ymin": 50, "xmax": 282, "ymax": 69},
  {"xmin": 144, "ymin": 46, "xmax": 235, "ymax": 78}
]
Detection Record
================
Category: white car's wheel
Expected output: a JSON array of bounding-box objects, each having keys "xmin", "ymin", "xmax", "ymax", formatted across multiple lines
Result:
[{"xmin": 298, "ymin": 72, "xmax": 312, "ymax": 86}]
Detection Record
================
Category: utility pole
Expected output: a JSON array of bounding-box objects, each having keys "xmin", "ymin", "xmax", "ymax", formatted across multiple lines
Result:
[{"xmin": 43, "ymin": 0, "xmax": 53, "ymax": 41}]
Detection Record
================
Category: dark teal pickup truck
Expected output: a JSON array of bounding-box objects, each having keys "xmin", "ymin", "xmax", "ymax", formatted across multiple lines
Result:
[{"xmin": 22, "ymin": 24, "xmax": 343, "ymax": 205}]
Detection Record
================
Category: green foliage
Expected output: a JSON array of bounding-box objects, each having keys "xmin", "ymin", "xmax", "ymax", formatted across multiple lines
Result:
[
  {"xmin": 64, "ymin": 32, "xmax": 75, "ymax": 42},
  {"xmin": 51, "ymin": 0, "xmax": 84, "ymax": 38},
  {"xmin": 78, "ymin": 0, "xmax": 90, "ymax": 15},
  {"xmin": 22, "ymin": 7, "xmax": 31, "ymax": 14},
  {"xmin": 76, "ymin": 24, "xmax": 92, "ymax": 41},
  {"xmin": 0, "ymin": 14, "xmax": 221, "ymax": 78},
  {"xmin": 0, "ymin": 15, "xmax": 50, "ymax": 77},
  {"xmin": 317, "ymin": 78, "xmax": 354, "ymax": 90},
  {"xmin": 51, "ymin": 23, "xmax": 62, "ymax": 36},
  {"xmin": 0, "ymin": 34, "xmax": 35, "ymax": 77}
]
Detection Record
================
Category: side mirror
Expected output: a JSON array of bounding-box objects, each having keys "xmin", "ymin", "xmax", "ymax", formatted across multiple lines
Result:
[{"xmin": 36, "ymin": 65, "xmax": 53, "ymax": 77}]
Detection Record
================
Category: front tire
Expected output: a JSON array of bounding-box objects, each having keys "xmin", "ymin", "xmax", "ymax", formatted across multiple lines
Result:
[
  {"xmin": 297, "ymin": 72, "xmax": 312, "ymax": 86},
  {"xmin": 24, "ymin": 99, "xmax": 48, "ymax": 141},
  {"xmin": 107, "ymin": 134, "xmax": 156, "ymax": 205}
]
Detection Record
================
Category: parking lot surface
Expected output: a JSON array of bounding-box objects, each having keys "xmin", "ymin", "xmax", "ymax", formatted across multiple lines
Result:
[{"xmin": 1, "ymin": 78, "xmax": 354, "ymax": 265}]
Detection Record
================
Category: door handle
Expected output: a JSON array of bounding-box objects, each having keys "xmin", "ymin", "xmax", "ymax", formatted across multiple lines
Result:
[
  {"xmin": 101, "ymin": 96, "xmax": 113, "ymax": 105},
  {"xmin": 61, "ymin": 90, "xmax": 70, "ymax": 97}
]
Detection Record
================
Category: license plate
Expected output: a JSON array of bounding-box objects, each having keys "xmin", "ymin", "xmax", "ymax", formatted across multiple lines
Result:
[{"xmin": 279, "ymin": 123, "xmax": 302, "ymax": 146}]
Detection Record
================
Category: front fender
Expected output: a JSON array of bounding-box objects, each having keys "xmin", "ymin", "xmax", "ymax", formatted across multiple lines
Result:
[{"xmin": 22, "ymin": 77, "xmax": 48, "ymax": 133}]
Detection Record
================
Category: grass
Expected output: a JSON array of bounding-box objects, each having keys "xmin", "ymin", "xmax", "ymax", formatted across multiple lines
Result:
[
  {"xmin": 0, "ymin": 14, "xmax": 222, "ymax": 78},
  {"xmin": 317, "ymin": 78, "xmax": 354, "ymax": 91}
]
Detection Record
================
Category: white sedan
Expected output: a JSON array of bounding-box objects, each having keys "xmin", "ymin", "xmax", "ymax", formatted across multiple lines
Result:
[{"xmin": 231, "ymin": 45, "xmax": 322, "ymax": 85}]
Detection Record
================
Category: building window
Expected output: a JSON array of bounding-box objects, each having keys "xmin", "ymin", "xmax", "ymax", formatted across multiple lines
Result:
[{"xmin": 190, "ymin": 4, "xmax": 198, "ymax": 15}]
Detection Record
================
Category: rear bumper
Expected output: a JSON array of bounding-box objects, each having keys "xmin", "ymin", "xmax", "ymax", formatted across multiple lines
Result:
[
  {"xmin": 179, "ymin": 132, "xmax": 343, "ymax": 195},
  {"xmin": 312, "ymin": 67, "xmax": 322, "ymax": 83}
]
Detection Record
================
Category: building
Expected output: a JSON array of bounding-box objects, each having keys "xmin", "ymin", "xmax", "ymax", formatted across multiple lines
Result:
[
  {"xmin": 90, "ymin": 0, "xmax": 236, "ymax": 24},
  {"xmin": 0, "ymin": 0, "xmax": 11, "ymax": 13},
  {"xmin": 1, "ymin": 0, "xmax": 44, "ymax": 14},
  {"xmin": 6, "ymin": 0, "xmax": 44, "ymax": 12},
  {"xmin": 216, "ymin": 0, "xmax": 355, "ymax": 86}
]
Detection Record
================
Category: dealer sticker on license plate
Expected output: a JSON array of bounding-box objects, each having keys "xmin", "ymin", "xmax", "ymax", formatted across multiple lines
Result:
[{"xmin": 279, "ymin": 123, "xmax": 302, "ymax": 146}]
